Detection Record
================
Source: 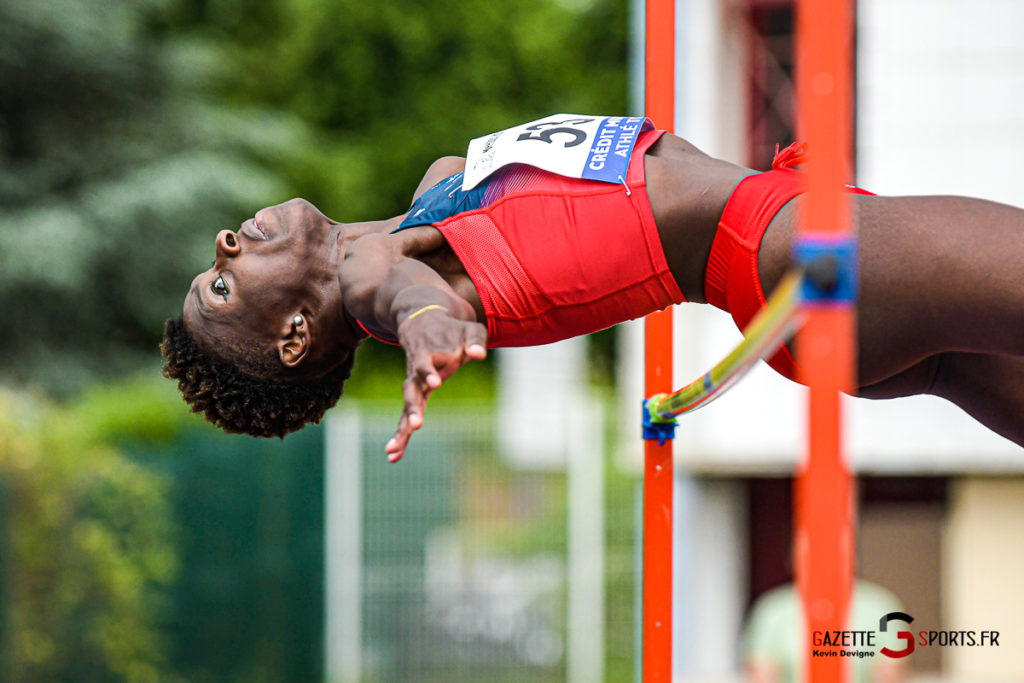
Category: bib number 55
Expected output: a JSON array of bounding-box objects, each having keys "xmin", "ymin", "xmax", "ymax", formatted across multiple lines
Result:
[{"xmin": 516, "ymin": 118, "xmax": 595, "ymax": 147}]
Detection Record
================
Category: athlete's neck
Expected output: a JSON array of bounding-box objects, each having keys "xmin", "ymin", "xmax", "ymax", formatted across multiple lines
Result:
[{"xmin": 336, "ymin": 216, "xmax": 403, "ymax": 247}]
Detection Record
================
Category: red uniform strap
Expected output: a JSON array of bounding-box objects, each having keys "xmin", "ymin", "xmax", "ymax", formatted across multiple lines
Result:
[{"xmin": 356, "ymin": 318, "xmax": 400, "ymax": 346}]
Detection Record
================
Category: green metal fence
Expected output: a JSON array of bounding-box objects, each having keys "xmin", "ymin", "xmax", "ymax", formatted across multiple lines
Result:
[
  {"xmin": 358, "ymin": 407, "xmax": 569, "ymax": 683},
  {"xmin": 2, "ymin": 401, "xmax": 636, "ymax": 682},
  {"xmin": 125, "ymin": 425, "xmax": 326, "ymax": 683}
]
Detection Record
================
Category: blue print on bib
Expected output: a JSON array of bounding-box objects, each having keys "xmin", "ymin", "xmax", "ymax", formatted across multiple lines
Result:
[{"xmin": 581, "ymin": 117, "xmax": 648, "ymax": 183}]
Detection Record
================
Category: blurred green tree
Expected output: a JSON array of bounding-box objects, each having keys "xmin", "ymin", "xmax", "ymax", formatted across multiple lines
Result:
[
  {"xmin": 0, "ymin": 388, "xmax": 180, "ymax": 682},
  {"xmin": 0, "ymin": 0, "xmax": 291, "ymax": 393},
  {"xmin": 0, "ymin": 0, "xmax": 627, "ymax": 393},
  {"xmin": 160, "ymin": 0, "xmax": 629, "ymax": 219}
]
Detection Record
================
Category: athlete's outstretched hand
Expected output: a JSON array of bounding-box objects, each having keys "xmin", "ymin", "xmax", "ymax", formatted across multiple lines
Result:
[{"xmin": 385, "ymin": 308, "xmax": 487, "ymax": 462}]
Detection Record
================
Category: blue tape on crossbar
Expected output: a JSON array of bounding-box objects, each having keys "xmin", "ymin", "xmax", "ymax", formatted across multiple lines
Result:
[
  {"xmin": 642, "ymin": 398, "xmax": 677, "ymax": 444},
  {"xmin": 794, "ymin": 237, "xmax": 858, "ymax": 304}
]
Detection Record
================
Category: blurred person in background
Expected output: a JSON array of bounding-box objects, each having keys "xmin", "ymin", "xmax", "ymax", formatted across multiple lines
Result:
[{"xmin": 743, "ymin": 579, "xmax": 907, "ymax": 683}]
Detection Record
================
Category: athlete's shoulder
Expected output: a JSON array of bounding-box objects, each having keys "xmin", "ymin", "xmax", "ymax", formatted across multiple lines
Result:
[
  {"xmin": 424, "ymin": 156, "xmax": 467, "ymax": 180},
  {"xmin": 412, "ymin": 156, "xmax": 467, "ymax": 204}
]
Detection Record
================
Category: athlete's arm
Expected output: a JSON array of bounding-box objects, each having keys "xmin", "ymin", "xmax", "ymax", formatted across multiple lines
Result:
[
  {"xmin": 340, "ymin": 233, "xmax": 486, "ymax": 462},
  {"xmin": 411, "ymin": 156, "xmax": 466, "ymax": 203}
]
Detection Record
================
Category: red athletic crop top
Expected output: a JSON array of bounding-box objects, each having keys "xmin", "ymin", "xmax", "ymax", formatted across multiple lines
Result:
[{"xmin": 367, "ymin": 128, "xmax": 686, "ymax": 347}]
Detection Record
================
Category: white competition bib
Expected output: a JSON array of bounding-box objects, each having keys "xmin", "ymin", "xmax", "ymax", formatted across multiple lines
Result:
[{"xmin": 462, "ymin": 114, "xmax": 653, "ymax": 191}]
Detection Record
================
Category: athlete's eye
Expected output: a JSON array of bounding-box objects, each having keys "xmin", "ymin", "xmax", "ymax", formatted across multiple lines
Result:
[{"xmin": 212, "ymin": 276, "xmax": 229, "ymax": 300}]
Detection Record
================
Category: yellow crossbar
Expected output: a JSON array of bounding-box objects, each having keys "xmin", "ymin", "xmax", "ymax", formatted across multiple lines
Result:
[{"xmin": 646, "ymin": 269, "xmax": 805, "ymax": 421}]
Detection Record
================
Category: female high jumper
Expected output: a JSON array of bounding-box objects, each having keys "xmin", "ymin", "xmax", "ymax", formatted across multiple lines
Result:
[{"xmin": 161, "ymin": 115, "xmax": 1024, "ymax": 460}]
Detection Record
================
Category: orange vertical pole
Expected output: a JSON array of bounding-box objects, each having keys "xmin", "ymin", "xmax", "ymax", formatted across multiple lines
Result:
[
  {"xmin": 794, "ymin": 1, "xmax": 856, "ymax": 682},
  {"xmin": 643, "ymin": 0, "xmax": 674, "ymax": 680}
]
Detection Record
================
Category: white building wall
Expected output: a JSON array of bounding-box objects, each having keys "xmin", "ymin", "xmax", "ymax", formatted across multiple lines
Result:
[
  {"xmin": 672, "ymin": 477, "xmax": 748, "ymax": 682},
  {"xmin": 858, "ymin": 0, "xmax": 1024, "ymax": 206},
  {"xmin": 620, "ymin": 0, "xmax": 1024, "ymax": 475},
  {"xmin": 943, "ymin": 477, "xmax": 1024, "ymax": 679}
]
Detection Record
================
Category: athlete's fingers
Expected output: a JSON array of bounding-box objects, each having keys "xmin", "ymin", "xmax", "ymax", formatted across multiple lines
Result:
[
  {"xmin": 392, "ymin": 321, "xmax": 487, "ymax": 462},
  {"xmin": 386, "ymin": 408, "xmax": 412, "ymax": 462},
  {"xmin": 402, "ymin": 376, "xmax": 428, "ymax": 431},
  {"xmin": 385, "ymin": 428, "xmax": 407, "ymax": 464},
  {"xmin": 464, "ymin": 323, "xmax": 488, "ymax": 360},
  {"xmin": 387, "ymin": 420, "xmax": 412, "ymax": 463},
  {"xmin": 411, "ymin": 351, "xmax": 444, "ymax": 389},
  {"xmin": 413, "ymin": 329, "xmax": 485, "ymax": 385},
  {"xmin": 388, "ymin": 376, "xmax": 430, "ymax": 463}
]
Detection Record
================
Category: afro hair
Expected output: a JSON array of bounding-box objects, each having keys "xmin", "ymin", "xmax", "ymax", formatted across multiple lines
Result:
[{"xmin": 160, "ymin": 315, "xmax": 355, "ymax": 438}]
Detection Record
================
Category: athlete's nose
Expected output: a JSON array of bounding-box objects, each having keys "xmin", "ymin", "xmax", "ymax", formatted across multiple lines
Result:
[{"xmin": 214, "ymin": 230, "xmax": 240, "ymax": 262}]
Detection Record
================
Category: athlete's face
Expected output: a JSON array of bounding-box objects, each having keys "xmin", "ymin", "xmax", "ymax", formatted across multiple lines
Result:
[{"xmin": 181, "ymin": 198, "xmax": 357, "ymax": 376}]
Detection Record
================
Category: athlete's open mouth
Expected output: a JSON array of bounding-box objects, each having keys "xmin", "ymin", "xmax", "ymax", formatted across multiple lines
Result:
[{"xmin": 242, "ymin": 216, "xmax": 268, "ymax": 240}]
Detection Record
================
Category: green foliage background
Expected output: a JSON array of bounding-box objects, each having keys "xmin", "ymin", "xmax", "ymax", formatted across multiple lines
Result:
[
  {"xmin": 0, "ymin": 0, "xmax": 632, "ymax": 678},
  {"xmin": 0, "ymin": 0, "xmax": 627, "ymax": 394},
  {"xmin": 0, "ymin": 388, "xmax": 180, "ymax": 682}
]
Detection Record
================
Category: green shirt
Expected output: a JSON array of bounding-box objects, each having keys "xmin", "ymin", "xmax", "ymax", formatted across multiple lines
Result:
[{"xmin": 743, "ymin": 581, "xmax": 903, "ymax": 683}]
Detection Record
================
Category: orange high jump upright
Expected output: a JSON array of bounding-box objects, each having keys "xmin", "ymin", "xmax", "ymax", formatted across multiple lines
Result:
[
  {"xmin": 794, "ymin": 0, "xmax": 857, "ymax": 682},
  {"xmin": 642, "ymin": 0, "xmax": 675, "ymax": 680}
]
